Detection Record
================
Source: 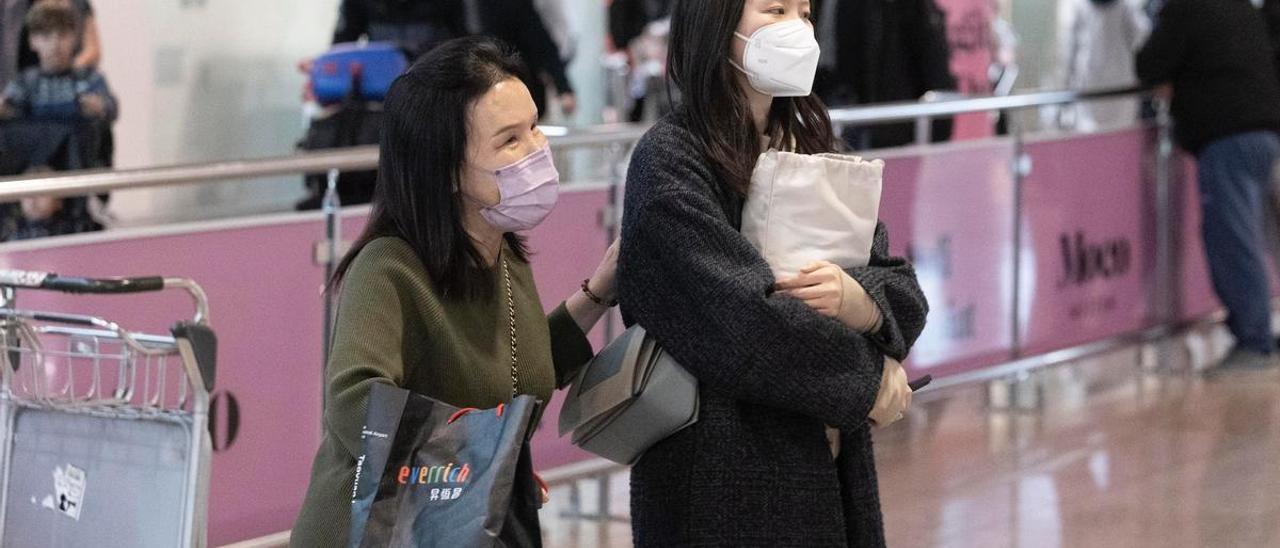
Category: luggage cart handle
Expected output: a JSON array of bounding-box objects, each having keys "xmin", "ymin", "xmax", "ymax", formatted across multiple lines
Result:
[
  {"xmin": 0, "ymin": 270, "xmax": 162, "ymax": 293},
  {"xmin": 0, "ymin": 270, "xmax": 210, "ymax": 324}
]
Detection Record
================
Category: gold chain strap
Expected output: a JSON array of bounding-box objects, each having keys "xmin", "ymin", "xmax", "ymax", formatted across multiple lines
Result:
[{"xmin": 502, "ymin": 258, "xmax": 519, "ymax": 398}]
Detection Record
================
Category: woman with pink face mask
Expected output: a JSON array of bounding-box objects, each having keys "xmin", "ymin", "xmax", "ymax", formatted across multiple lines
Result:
[
  {"xmin": 618, "ymin": 1, "xmax": 928, "ymax": 546},
  {"xmin": 291, "ymin": 36, "xmax": 617, "ymax": 547}
]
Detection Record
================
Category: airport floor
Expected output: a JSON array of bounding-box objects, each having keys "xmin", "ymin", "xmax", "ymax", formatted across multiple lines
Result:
[{"xmin": 539, "ymin": 327, "xmax": 1280, "ymax": 548}]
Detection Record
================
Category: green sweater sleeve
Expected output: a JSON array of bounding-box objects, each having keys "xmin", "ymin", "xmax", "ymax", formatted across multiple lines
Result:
[
  {"xmin": 323, "ymin": 244, "xmax": 419, "ymax": 459},
  {"xmin": 547, "ymin": 302, "xmax": 594, "ymax": 388}
]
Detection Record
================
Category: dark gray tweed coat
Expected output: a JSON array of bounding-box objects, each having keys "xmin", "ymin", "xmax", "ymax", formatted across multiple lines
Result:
[{"xmin": 618, "ymin": 112, "xmax": 928, "ymax": 547}]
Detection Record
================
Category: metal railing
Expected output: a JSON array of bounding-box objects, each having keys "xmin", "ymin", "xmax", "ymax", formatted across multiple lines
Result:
[{"xmin": 0, "ymin": 85, "xmax": 1142, "ymax": 201}]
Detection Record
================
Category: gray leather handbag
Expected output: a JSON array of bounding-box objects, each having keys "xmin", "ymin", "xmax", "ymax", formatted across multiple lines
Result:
[{"xmin": 558, "ymin": 325, "xmax": 699, "ymax": 464}]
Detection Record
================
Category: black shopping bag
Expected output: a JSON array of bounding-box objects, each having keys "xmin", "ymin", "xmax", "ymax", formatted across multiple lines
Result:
[{"xmin": 350, "ymin": 383, "xmax": 544, "ymax": 548}]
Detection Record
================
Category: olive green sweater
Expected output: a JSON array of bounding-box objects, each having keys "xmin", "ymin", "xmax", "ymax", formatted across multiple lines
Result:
[{"xmin": 291, "ymin": 237, "xmax": 594, "ymax": 547}]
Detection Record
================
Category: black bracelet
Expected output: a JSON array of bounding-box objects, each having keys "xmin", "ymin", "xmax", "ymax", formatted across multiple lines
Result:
[{"xmin": 581, "ymin": 279, "xmax": 617, "ymax": 307}]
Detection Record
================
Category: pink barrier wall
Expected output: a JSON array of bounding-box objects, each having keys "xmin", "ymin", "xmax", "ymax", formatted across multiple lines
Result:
[
  {"xmin": 1018, "ymin": 131, "xmax": 1157, "ymax": 355},
  {"xmin": 1175, "ymin": 157, "xmax": 1230, "ymax": 322},
  {"xmin": 878, "ymin": 141, "xmax": 1017, "ymax": 379},
  {"xmin": 0, "ymin": 130, "xmax": 1225, "ymax": 544},
  {"xmin": 883, "ymin": 129, "xmax": 1211, "ymax": 376}
]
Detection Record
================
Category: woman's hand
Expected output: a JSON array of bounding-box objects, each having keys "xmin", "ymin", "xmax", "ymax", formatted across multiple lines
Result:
[
  {"xmin": 868, "ymin": 357, "xmax": 911, "ymax": 428},
  {"xmin": 586, "ymin": 238, "xmax": 620, "ymax": 306},
  {"xmin": 775, "ymin": 261, "xmax": 882, "ymax": 333},
  {"xmin": 297, "ymin": 58, "xmax": 317, "ymax": 102},
  {"xmin": 565, "ymin": 239, "xmax": 620, "ymax": 334}
]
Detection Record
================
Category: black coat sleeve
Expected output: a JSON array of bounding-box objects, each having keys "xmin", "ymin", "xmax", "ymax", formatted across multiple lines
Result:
[
  {"xmin": 1136, "ymin": 0, "xmax": 1190, "ymax": 85},
  {"xmin": 1268, "ymin": 0, "xmax": 1280, "ymax": 77},
  {"xmin": 609, "ymin": 0, "xmax": 647, "ymax": 50},
  {"xmin": 506, "ymin": 0, "xmax": 574, "ymax": 95},
  {"xmin": 547, "ymin": 303, "xmax": 595, "ymax": 388},
  {"xmin": 910, "ymin": 0, "xmax": 957, "ymax": 93},
  {"xmin": 844, "ymin": 222, "xmax": 928, "ymax": 361},
  {"xmin": 618, "ymin": 127, "xmax": 919, "ymax": 430},
  {"xmin": 333, "ymin": 0, "xmax": 370, "ymax": 44}
]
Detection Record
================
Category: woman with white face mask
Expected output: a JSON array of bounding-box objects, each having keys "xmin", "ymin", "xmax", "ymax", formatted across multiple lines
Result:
[
  {"xmin": 618, "ymin": 1, "xmax": 928, "ymax": 546},
  {"xmin": 291, "ymin": 36, "xmax": 618, "ymax": 547}
]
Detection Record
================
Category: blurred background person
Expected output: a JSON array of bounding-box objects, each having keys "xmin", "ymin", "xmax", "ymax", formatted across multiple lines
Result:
[
  {"xmin": 1138, "ymin": 0, "xmax": 1280, "ymax": 372},
  {"xmin": 989, "ymin": 0, "xmax": 1018, "ymax": 134},
  {"xmin": 0, "ymin": 3, "xmax": 108, "ymax": 241},
  {"xmin": 473, "ymin": 0, "xmax": 577, "ymax": 118},
  {"xmin": 609, "ymin": 0, "xmax": 673, "ymax": 122},
  {"xmin": 10, "ymin": 0, "xmax": 109, "ymax": 172},
  {"xmin": 323, "ymin": 0, "xmax": 575, "ymax": 119},
  {"xmin": 330, "ymin": 0, "xmax": 466, "ymax": 60},
  {"xmin": 535, "ymin": 0, "xmax": 577, "ymax": 68},
  {"xmin": 815, "ymin": 0, "xmax": 957, "ymax": 150},
  {"xmin": 1050, "ymin": 0, "xmax": 1149, "ymax": 132},
  {"xmin": 6, "ymin": 0, "xmax": 110, "ymax": 224}
]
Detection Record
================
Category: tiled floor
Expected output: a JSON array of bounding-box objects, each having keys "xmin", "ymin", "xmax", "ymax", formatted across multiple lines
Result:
[{"xmin": 539, "ymin": 328, "xmax": 1280, "ymax": 547}]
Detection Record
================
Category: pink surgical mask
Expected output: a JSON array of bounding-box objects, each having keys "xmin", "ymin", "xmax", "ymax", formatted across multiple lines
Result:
[{"xmin": 480, "ymin": 145, "xmax": 560, "ymax": 232}]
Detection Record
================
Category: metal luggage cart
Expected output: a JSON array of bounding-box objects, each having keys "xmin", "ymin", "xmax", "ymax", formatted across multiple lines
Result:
[{"xmin": 0, "ymin": 271, "xmax": 216, "ymax": 548}]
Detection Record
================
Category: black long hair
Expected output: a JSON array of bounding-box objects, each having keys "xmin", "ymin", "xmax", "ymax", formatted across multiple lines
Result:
[
  {"xmin": 331, "ymin": 36, "xmax": 530, "ymax": 298},
  {"xmin": 667, "ymin": 0, "xmax": 836, "ymax": 196}
]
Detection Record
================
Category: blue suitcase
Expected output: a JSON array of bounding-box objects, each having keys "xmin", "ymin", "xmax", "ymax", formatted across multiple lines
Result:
[{"xmin": 310, "ymin": 42, "xmax": 408, "ymax": 105}]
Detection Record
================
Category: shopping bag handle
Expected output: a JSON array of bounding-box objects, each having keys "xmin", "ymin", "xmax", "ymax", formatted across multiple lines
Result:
[
  {"xmin": 535, "ymin": 472, "xmax": 549, "ymax": 505},
  {"xmin": 446, "ymin": 404, "xmax": 508, "ymax": 425},
  {"xmin": 444, "ymin": 404, "xmax": 550, "ymax": 504},
  {"xmin": 447, "ymin": 407, "xmax": 479, "ymax": 424}
]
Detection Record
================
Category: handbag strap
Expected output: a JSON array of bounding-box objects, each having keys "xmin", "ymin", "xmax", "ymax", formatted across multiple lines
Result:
[{"xmin": 502, "ymin": 258, "xmax": 519, "ymax": 398}]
